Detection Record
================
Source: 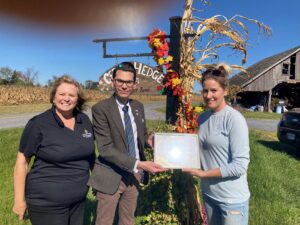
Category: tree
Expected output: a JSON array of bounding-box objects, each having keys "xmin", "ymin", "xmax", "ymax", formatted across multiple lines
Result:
[
  {"xmin": 23, "ymin": 67, "xmax": 38, "ymax": 86},
  {"xmin": 11, "ymin": 70, "xmax": 26, "ymax": 85},
  {"xmin": 85, "ymin": 80, "xmax": 99, "ymax": 90},
  {"xmin": 0, "ymin": 66, "xmax": 39, "ymax": 86},
  {"xmin": 227, "ymin": 85, "xmax": 242, "ymax": 105},
  {"xmin": 47, "ymin": 75, "xmax": 58, "ymax": 87},
  {"xmin": 0, "ymin": 66, "xmax": 14, "ymax": 84}
]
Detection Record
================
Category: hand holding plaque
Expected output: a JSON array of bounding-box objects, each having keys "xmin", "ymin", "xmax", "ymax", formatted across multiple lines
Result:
[{"xmin": 154, "ymin": 133, "xmax": 201, "ymax": 169}]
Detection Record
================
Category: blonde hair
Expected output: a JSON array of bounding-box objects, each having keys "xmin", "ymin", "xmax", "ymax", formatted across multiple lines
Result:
[
  {"xmin": 216, "ymin": 63, "xmax": 232, "ymax": 76},
  {"xmin": 50, "ymin": 75, "xmax": 87, "ymax": 112}
]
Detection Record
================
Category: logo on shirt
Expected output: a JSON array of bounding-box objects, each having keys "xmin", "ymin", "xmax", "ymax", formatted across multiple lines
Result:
[{"xmin": 82, "ymin": 129, "xmax": 92, "ymax": 138}]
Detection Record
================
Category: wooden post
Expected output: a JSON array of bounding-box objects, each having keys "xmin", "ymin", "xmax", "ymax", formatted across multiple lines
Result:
[
  {"xmin": 268, "ymin": 89, "xmax": 272, "ymax": 112},
  {"xmin": 166, "ymin": 16, "xmax": 182, "ymax": 124}
]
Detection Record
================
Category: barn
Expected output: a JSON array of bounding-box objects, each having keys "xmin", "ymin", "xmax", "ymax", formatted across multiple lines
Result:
[{"xmin": 230, "ymin": 46, "xmax": 300, "ymax": 111}]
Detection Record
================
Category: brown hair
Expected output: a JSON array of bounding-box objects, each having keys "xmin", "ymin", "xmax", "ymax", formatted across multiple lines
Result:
[
  {"xmin": 50, "ymin": 75, "xmax": 87, "ymax": 112},
  {"xmin": 201, "ymin": 63, "xmax": 231, "ymax": 90}
]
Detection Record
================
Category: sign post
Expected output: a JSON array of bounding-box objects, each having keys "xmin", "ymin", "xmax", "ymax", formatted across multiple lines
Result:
[
  {"xmin": 94, "ymin": 17, "xmax": 182, "ymax": 124},
  {"xmin": 166, "ymin": 16, "xmax": 181, "ymax": 124}
]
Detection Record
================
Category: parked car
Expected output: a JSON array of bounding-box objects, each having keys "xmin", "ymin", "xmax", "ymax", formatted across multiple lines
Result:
[{"xmin": 277, "ymin": 108, "xmax": 300, "ymax": 146}]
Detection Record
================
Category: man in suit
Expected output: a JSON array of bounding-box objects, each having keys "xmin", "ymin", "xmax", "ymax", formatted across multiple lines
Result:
[{"xmin": 88, "ymin": 62, "xmax": 166, "ymax": 225}]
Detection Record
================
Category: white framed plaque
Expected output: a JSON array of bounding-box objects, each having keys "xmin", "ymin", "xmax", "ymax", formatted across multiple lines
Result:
[{"xmin": 154, "ymin": 133, "xmax": 201, "ymax": 169}]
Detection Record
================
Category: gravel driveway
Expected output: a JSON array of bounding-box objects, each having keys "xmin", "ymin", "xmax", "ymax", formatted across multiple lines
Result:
[
  {"xmin": 0, "ymin": 102, "xmax": 279, "ymax": 132},
  {"xmin": 0, "ymin": 101, "xmax": 165, "ymax": 129}
]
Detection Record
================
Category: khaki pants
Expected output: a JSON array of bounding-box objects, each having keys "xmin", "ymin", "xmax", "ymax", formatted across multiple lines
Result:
[{"xmin": 95, "ymin": 179, "xmax": 139, "ymax": 225}]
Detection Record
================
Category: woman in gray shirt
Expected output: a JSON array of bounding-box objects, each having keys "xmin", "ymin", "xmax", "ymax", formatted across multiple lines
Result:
[{"xmin": 183, "ymin": 63, "xmax": 250, "ymax": 225}]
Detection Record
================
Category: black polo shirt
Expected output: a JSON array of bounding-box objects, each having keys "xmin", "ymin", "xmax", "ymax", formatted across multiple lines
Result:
[{"xmin": 19, "ymin": 107, "xmax": 95, "ymax": 207}]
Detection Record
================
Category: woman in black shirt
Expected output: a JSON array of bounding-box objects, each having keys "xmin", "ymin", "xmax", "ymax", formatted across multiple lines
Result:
[{"xmin": 13, "ymin": 75, "xmax": 95, "ymax": 225}]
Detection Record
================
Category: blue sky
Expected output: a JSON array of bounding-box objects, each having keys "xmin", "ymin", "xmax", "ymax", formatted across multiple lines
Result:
[{"xmin": 0, "ymin": 0, "xmax": 299, "ymax": 85}]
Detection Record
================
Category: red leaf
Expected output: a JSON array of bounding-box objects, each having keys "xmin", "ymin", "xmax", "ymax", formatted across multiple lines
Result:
[{"xmin": 156, "ymin": 85, "xmax": 163, "ymax": 91}]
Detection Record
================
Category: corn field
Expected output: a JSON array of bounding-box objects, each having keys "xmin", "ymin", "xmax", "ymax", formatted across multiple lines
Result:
[
  {"xmin": 0, "ymin": 86, "xmax": 203, "ymax": 105},
  {"xmin": 0, "ymin": 86, "xmax": 50, "ymax": 105}
]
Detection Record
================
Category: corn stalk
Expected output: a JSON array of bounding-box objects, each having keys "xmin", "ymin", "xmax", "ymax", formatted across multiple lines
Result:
[{"xmin": 179, "ymin": 0, "xmax": 271, "ymax": 119}]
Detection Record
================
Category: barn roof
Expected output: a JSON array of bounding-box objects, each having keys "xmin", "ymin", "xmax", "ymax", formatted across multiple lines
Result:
[{"xmin": 230, "ymin": 46, "xmax": 300, "ymax": 87}]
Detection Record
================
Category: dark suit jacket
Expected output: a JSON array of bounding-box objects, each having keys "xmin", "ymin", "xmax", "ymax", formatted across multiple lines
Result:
[{"xmin": 88, "ymin": 95, "xmax": 149, "ymax": 194}]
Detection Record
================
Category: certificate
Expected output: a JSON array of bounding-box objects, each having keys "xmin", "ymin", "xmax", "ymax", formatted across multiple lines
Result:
[{"xmin": 154, "ymin": 133, "xmax": 201, "ymax": 169}]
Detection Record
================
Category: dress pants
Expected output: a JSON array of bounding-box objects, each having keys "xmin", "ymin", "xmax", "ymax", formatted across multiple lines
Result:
[{"xmin": 95, "ymin": 174, "xmax": 141, "ymax": 225}]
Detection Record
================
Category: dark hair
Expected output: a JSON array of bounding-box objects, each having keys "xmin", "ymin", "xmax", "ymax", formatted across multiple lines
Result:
[
  {"xmin": 112, "ymin": 62, "xmax": 137, "ymax": 81},
  {"xmin": 201, "ymin": 63, "xmax": 231, "ymax": 90},
  {"xmin": 50, "ymin": 75, "xmax": 87, "ymax": 112}
]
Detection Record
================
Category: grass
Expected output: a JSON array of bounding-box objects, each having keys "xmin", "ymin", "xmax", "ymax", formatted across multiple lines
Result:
[
  {"xmin": 0, "ymin": 103, "xmax": 96, "ymax": 117},
  {"xmin": 0, "ymin": 104, "xmax": 52, "ymax": 116},
  {"xmin": 155, "ymin": 107, "xmax": 282, "ymax": 120},
  {"xmin": 0, "ymin": 128, "xmax": 27, "ymax": 225},
  {"xmin": 155, "ymin": 107, "xmax": 166, "ymax": 114},
  {"xmin": 241, "ymin": 111, "xmax": 282, "ymax": 120},
  {"xmin": 1, "ymin": 123, "xmax": 299, "ymax": 225},
  {"xmin": 247, "ymin": 129, "xmax": 300, "ymax": 225}
]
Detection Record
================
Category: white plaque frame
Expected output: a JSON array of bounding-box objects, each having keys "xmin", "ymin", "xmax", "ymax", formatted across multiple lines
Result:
[{"xmin": 154, "ymin": 132, "xmax": 201, "ymax": 169}]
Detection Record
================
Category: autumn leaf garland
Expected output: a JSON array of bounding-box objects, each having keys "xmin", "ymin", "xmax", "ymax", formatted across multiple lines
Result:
[
  {"xmin": 148, "ymin": 28, "xmax": 201, "ymax": 133},
  {"xmin": 148, "ymin": 29, "xmax": 183, "ymax": 96}
]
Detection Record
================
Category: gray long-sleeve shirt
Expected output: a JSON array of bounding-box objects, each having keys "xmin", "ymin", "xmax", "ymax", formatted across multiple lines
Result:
[{"xmin": 198, "ymin": 105, "xmax": 250, "ymax": 203}]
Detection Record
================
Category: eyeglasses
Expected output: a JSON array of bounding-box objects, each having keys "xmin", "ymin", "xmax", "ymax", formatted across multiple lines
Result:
[{"xmin": 114, "ymin": 78, "xmax": 135, "ymax": 87}]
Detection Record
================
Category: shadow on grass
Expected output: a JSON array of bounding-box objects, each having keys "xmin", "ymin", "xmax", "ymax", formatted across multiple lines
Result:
[
  {"xmin": 257, "ymin": 140, "xmax": 300, "ymax": 160},
  {"xmin": 136, "ymin": 175, "xmax": 173, "ymax": 217},
  {"xmin": 84, "ymin": 197, "xmax": 97, "ymax": 225}
]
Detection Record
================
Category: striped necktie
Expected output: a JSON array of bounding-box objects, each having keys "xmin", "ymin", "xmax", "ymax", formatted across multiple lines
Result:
[{"xmin": 122, "ymin": 105, "xmax": 136, "ymax": 157}]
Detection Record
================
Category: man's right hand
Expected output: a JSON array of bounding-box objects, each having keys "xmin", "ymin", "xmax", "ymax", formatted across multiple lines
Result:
[
  {"xmin": 137, "ymin": 161, "xmax": 168, "ymax": 174},
  {"xmin": 12, "ymin": 201, "xmax": 27, "ymax": 220}
]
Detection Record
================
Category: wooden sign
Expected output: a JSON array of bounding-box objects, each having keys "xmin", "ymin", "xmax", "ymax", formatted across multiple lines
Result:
[{"xmin": 99, "ymin": 62, "xmax": 164, "ymax": 94}]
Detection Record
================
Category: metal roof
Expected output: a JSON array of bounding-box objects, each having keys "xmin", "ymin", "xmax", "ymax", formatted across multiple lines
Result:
[{"xmin": 230, "ymin": 46, "xmax": 300, "ymax": 87}]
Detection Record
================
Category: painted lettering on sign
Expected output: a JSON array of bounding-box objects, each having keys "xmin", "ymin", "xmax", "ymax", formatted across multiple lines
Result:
[{"xmin": 99, "ymin": 62, "xmax": 164, "ymax": 85}]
